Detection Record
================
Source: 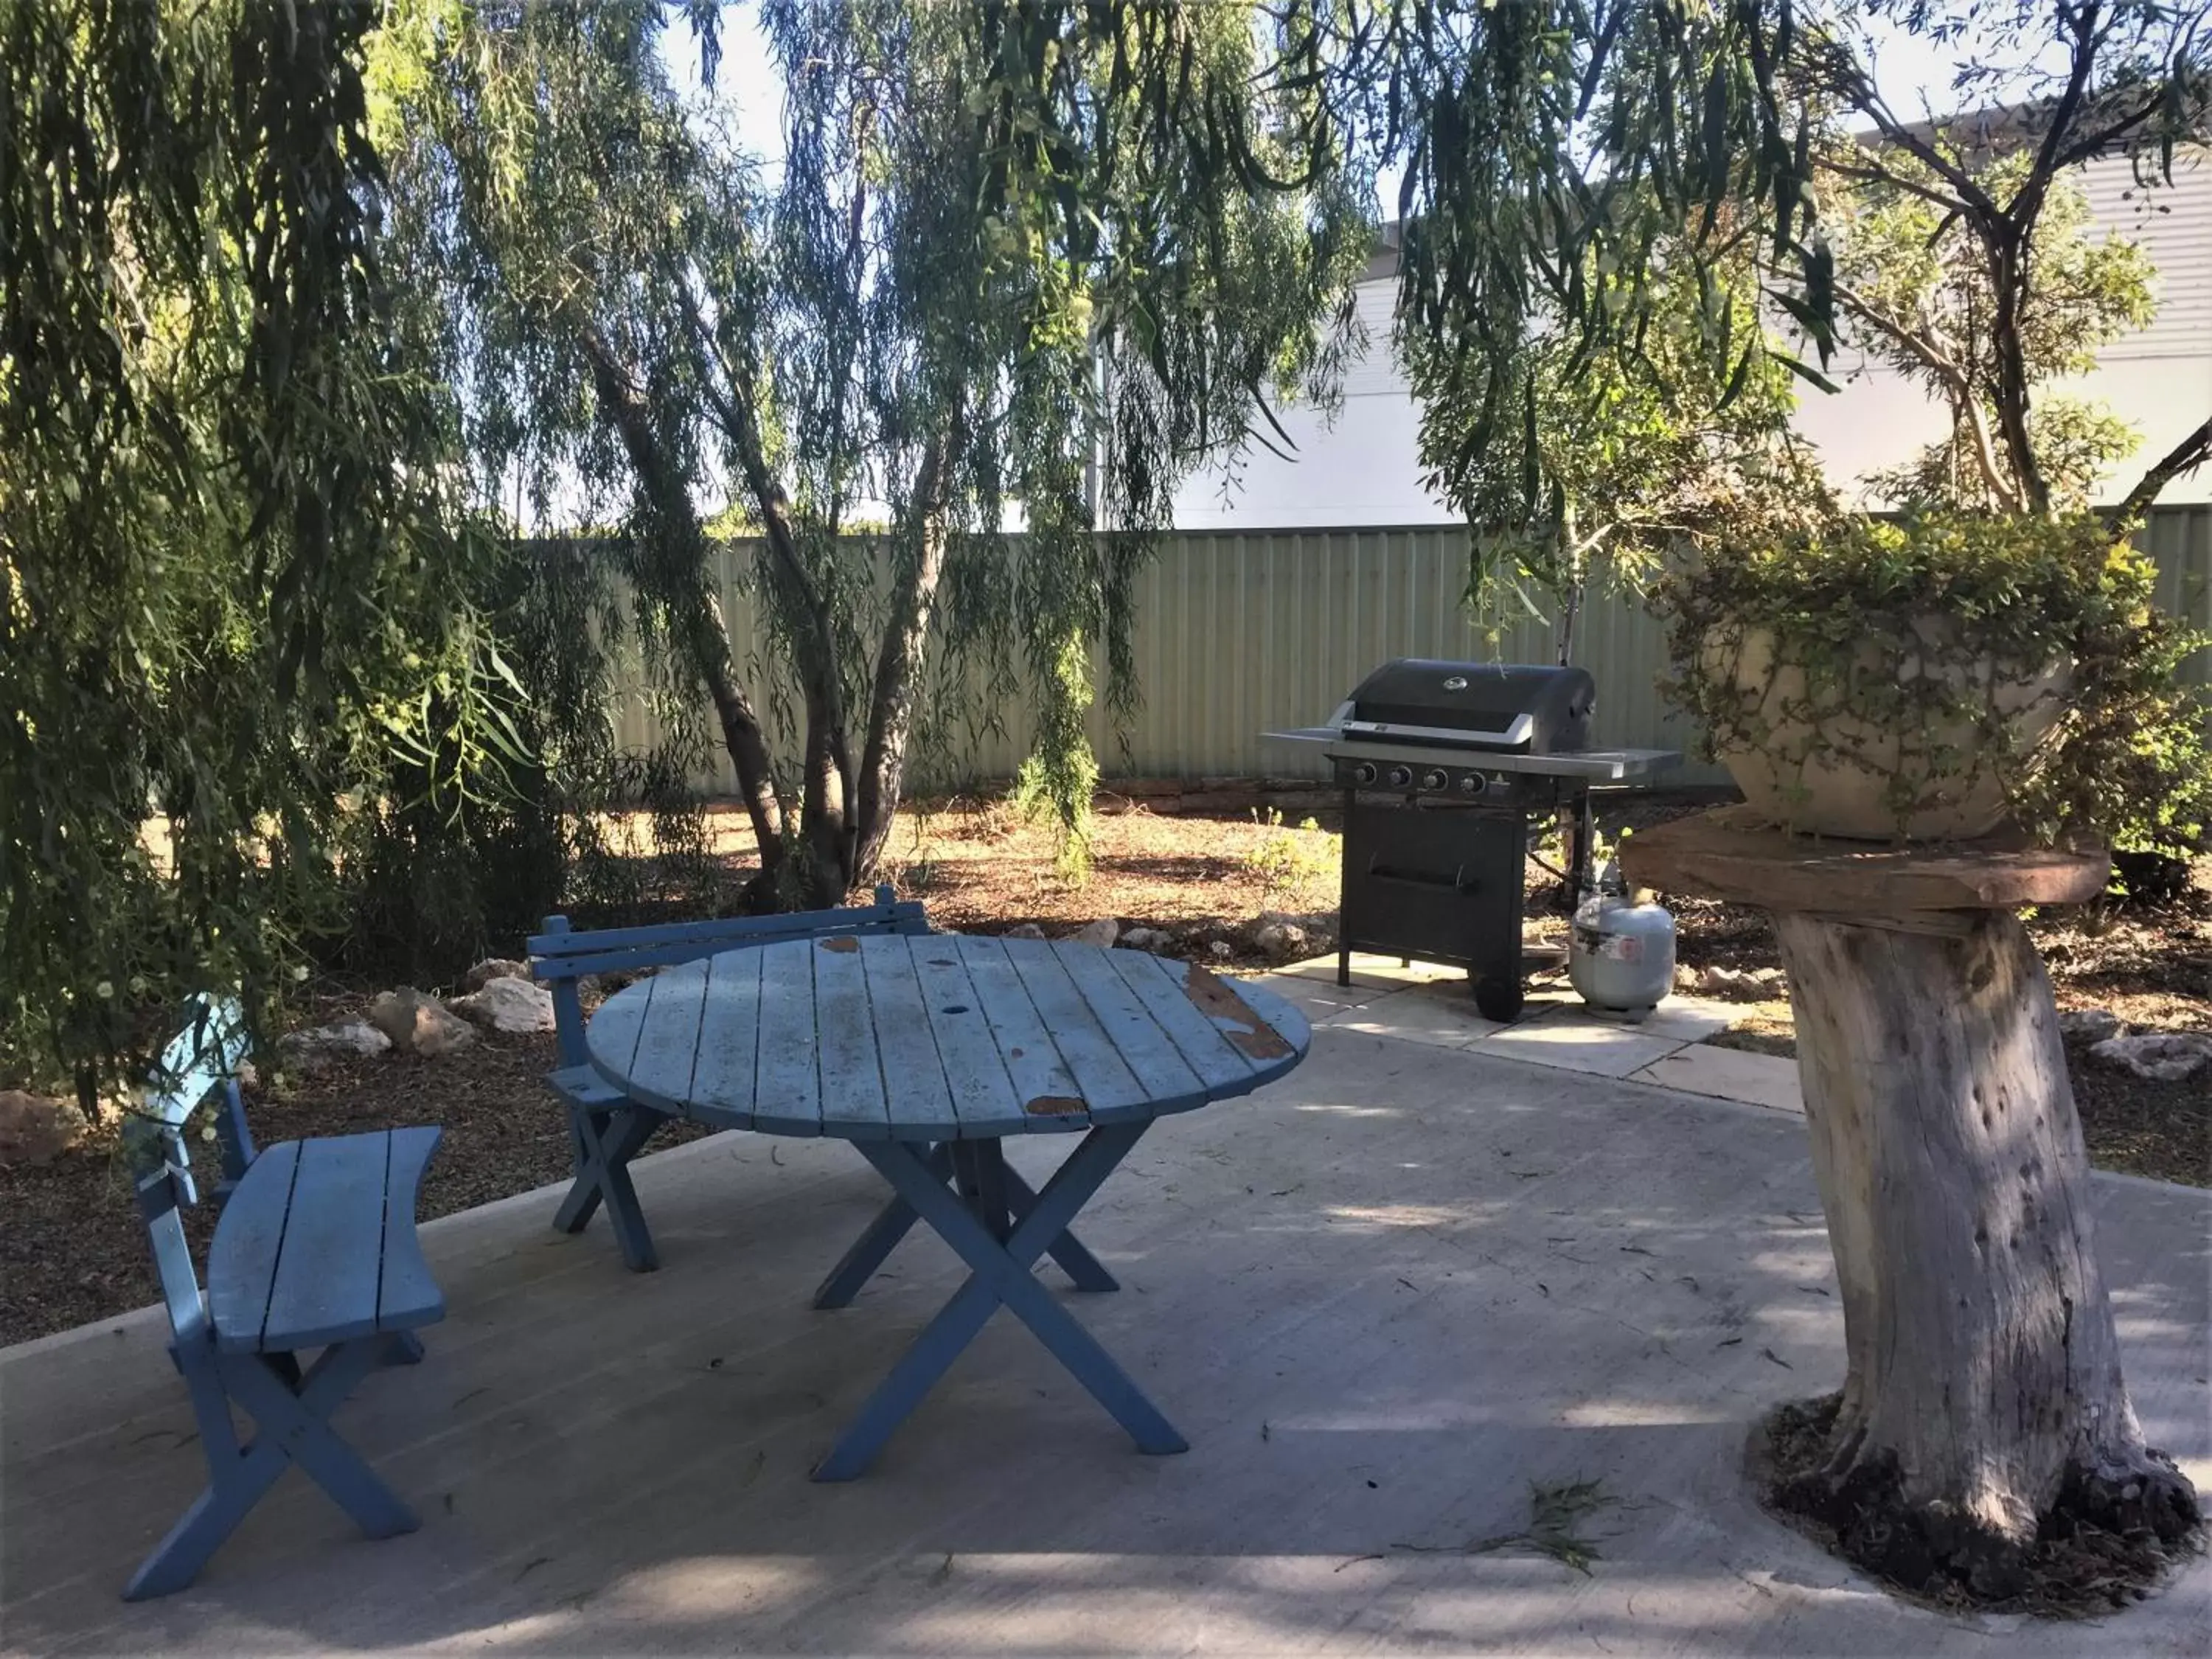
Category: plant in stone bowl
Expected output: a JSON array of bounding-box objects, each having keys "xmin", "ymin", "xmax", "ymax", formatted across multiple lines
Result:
[{"xmin": 1655, "ymin": 509, "xmax": 2210, "ymax": 847}]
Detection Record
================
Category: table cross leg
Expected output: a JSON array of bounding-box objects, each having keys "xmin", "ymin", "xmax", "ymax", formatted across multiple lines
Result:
[
  {"xmin": 814, "ymin": 1144, "xmax": 954, "ymax": 1310},
  {"xmin": 813, "ymin": 1124, "xmax": 1185, "ymax": 1481},
  {"xmin": 815, "ymin": 1141, "xmax": 1117, "ymax": 1310},
  {"xmin": 1002, "ymin": 1157, "xmax": 1117, "ymax": 1292}
]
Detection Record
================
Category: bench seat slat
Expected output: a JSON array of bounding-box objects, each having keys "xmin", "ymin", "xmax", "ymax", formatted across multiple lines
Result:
[
  {"xmin": 548, "ymin": 1064, "xmax": 633, "ymax": 1110},
  {"xmin": 206, "ymin": 1141, "xmax": 301, "ymax": 1352},
  {"xmin": 257, "ymin": 1134, "xmax": 391, "ymax": 1352},
  {"xmin": 378, "ymin": 1126, "xmax": 445, "ymax": 1331}
]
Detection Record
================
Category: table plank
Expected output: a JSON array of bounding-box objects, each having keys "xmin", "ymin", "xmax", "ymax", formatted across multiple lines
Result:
[
  {"xmin": 857, "ymin": 937, "xmax": 959, "ymax": 1138},
  {"xmin": 625, "ymin": 961, "xmax": 710, "ymax": 1113},
  {"xmin": 952, "ymin": 935, "xmax": 1091, "ymax": 1131},
  {"xmin": 585, "ymin": 974, "xmax": 653, "ymax": 1093},
  {"xmin": 260, "ymin": 1133, "xmax": 390, "ymax": 1351},
  {"xmin": 814, "ymin": 936, "xmax": 891, "ymax": 1138},
  {"xmin": 751, "ymin": 937, "xmax": 825, "ymax": 1135},
  {"xmin": 996, "ymin": 938, "xmax": 1148, "ymax": 1121},
  {"xmin": 1053, "ymin": 945, "xmax": 1207, "ymax": 1110},
  {"xmin": 908, "ymin": 939, "xmax": 1023, "ymax": 1137},
  {"xmin": 1101, "ymin": 951, "xmax": 1259, "ymax": 1091},
  {"xmin": 689, "ymin": 946, "xmax": 764, "ymax": 1129}
]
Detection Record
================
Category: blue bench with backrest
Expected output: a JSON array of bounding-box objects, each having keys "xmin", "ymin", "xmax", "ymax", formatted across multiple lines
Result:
[
  {"xmin": 528, "ymin": 884, "xmax": 930, "ymax": 1272},
  {"xmin": 125, "ymin": 995, "xmax": 446, "ymax": 1599}
]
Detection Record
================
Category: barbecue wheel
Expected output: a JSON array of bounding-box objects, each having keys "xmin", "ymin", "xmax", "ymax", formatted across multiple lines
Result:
[{"xmin": 1473, "ymin": 977, "xmax": 1523, "ymax": 1023}]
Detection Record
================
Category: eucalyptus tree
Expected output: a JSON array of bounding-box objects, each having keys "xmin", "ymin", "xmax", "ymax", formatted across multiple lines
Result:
[
  {"xmin": 1829, "ymin": 156, "xmax": 2159, "ymax": 512},
  {"xmin": 1, "ymin": 0, "xmax": 513, "ymax": 1099},
  {"xmin": 1782, "ymin": 0, "xmax": 2211, "ymax": 519},
  {"xmin": 382, "ymin": 0, "xmax": 1370, "ymax": 903}
]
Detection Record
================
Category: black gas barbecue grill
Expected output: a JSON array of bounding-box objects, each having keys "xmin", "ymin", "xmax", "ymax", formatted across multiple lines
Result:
[{"xmin": 1266, "ymin": 660, "xmax": 1677, "ymax": 1021}]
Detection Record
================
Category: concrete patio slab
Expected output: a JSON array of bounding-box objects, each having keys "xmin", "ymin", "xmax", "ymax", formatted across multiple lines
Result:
[
  {"xmin": 1315, "ymin": 989, "xmax": 1503, "ymax": 1049},
  {"xmin": 1635, "ymin": 1046, "xmax": 1806, "ymax": 1115},
  {"xmin": 1610, "ymin": 994, "xmax": 1742, "ymax": 1045},
  {"xmin": 1245, "ymin": 970, "xmax": 1389, "ymax": 1021},
  {"xmin": 1276, "ymin": 953, "xmax": 1467, "ymax": 991},
  {"xmin": 1470, "ymin": 1012, "xmax": 1689, "ymax": 1078},
  {"xmin": 4, "ymin": 1031, "xmax": 2205, "ymax": 1656}
]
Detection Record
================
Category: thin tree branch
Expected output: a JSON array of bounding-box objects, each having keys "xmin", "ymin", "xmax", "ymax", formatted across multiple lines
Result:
[
  {"xmin": 1832, "ymin": 279, "xmax": 2017, "ymax": 509},
  {"xmin": 2113, "ymin": 415, "xmax": 2212, "ymax": 523},
  {"xmin": 2011, "ymin": 0, "xmax": 2105, "ymax": 228}
]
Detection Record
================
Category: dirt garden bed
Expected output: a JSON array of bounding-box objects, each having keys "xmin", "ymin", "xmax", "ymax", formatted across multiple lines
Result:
[{"xmin": 3, "ymin": 787, "xmax": 2204, "ymax": 1348}]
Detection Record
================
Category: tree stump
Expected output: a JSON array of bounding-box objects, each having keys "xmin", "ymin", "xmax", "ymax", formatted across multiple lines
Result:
[{"xmin": 1624, "ymin": 807, "xmax": 2199, "ymax": 1596}]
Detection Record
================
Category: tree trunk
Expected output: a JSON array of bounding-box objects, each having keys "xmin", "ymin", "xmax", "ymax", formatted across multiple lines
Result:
[
  {"xmin": 576, "ymin": 326, "xmax": 787, "ymax": 869},
  {"xmin": 1982, "ymin": 228, "xmax": 2050, "ymax": 515},
  {"xmin": 1771, "ymin": 908, "xmax": 2197, "ymax": 1593},
  {"xmin": 852, "ymin": 422, "xmax": 959, "ymax": 886}
]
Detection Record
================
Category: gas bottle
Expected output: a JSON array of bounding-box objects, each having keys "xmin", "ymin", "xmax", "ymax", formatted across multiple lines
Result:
[{"xmin": 1569, "ymin": 858, "xmax": 1677, "ymax": 1020}]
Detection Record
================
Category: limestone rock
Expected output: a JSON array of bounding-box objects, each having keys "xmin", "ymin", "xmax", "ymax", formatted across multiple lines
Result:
[
  {"xmin": 1251, "ymin": 918, "xmax": 1310, "ymax": 963},
  {"xmin": 277, "ymin": 1019, "xmax": 392, "ymax": 1074},
  {"xmin": 451, "ymin": 975, "xmax": 555, "ymax": 1034},
  {"xmin": 1069, "ymin": 918, "xmax": 1120, "ymax": 949},
  {"xmin": 2089, "ymin": 1032, "xmax": 2212, "ymax": 1082},
  {"xmin": 1005, "ymin": 922, "xmax": 1048, "ymax": 941},
  {"xmin": 367, "ymin": 989, "xmax": 476, "ymax": 1057},
  {"xmin": 1693, "ymin": 964, "xmax": 1786, "ymax": 999},
  {"xmin": 1119, "ymin": 926, "xmax": 1172, "ymax": 953},
  {"xmin": 2057, "ymin": 1007, "xmax": 2123, "ymax": 1045},
  {"xmin": 0, "ymin": 1091, "xmax": 82, "ymax": 1166},
  {"xmin": 464, "ymin": 957, "xmax": 530, "ymax": 993}
]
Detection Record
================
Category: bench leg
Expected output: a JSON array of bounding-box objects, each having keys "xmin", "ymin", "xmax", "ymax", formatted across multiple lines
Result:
[
  {"xmin": 127, "ymin": 1340, "xmax": 414, "ymax": 1599},
  {"xmin": 383, "ymin": 1332, "xmax": 426, "ymax": 1366},
  {"xmin": 554, "ymin": 1103, "xmax": 662, "ymax": 1272}
]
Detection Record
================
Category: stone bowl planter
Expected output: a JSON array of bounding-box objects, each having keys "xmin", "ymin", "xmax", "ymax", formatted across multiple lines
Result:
[{"xmin": 1702, "ymin": 622, "xmax": 2073, "ymax": 842}]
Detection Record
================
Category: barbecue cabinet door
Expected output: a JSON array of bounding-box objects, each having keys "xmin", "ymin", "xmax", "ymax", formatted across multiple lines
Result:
[{"xmin": 1340, "ymin": 800, "xmax": 1526, "ymax": 986}]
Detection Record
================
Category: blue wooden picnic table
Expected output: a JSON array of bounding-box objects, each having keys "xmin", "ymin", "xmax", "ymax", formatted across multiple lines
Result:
[{"xmin": 585, "ymin": 931, "xmax": 1312, "ymax": 1479}]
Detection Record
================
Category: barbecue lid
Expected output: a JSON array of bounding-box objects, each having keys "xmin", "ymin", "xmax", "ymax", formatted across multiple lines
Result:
[{"xmin": 1340, "ymin": 660, "xmax": 1596, "ymax": 753}]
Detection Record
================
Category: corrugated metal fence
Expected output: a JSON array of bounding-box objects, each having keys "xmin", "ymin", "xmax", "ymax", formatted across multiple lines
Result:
[{"xmin": 607, "ymin": 506, "xmax": 2212, "ymax": 796}]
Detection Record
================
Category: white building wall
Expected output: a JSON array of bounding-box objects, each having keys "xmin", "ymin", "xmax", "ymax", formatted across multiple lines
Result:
[{"xmin": 1172, "ymin": 147, "xmax": 2212, "ymax": 528}]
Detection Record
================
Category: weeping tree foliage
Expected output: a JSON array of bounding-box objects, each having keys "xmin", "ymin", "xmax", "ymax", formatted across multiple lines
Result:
[
  {"xmin": 379, "ymin": 0, "xmax": 1371, "ymax": 904},
  {"xmin": 1307, "ymin": 2, "xmax": 1838, "ymax": 555},
  {"xmin": 1403, "ymin": 202, "xmax": 1832, "ymax": 661},
  {"xmin": 0, "ymin": 0, "xmax": 526, "ymax": 1099}
]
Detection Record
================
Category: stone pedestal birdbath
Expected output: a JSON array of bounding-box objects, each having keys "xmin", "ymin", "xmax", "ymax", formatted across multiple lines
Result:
[{"xmin": 1623, "ymin": 805, "xmax": 2197, "ymax": 1595}]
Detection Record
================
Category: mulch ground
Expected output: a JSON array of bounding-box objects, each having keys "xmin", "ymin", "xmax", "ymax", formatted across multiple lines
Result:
[{"xmin": 3, "ymin": 788, "xmax": 2205, "ymax": 1348}]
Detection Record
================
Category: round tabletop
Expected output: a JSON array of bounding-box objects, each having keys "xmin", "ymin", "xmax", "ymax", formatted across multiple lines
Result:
[{"xmin": 585, "ymin": 932, "xmax": 1313, "ymax": 1141}]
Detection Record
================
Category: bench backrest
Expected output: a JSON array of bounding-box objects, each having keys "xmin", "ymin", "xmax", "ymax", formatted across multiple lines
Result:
[
  {"xmin": 131, "ymin": 996, "xmax": 257, "ymax": 1348},
  {"xmin": 131, "ymin": 994, "xmax": 257, "ymax": 1208},
  {"xmin": 529, "ymin": 884, "xmax": 931, "ymax": 1068}
]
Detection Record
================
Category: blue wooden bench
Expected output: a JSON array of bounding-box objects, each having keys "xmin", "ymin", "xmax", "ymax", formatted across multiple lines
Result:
[
  {"xmin": 125, "ymin": 995, "xmax": 446, "ymax": 1599},
  {"xmin": 529, "ymin": 885, "xmax": 931, "ymax": 1272}
]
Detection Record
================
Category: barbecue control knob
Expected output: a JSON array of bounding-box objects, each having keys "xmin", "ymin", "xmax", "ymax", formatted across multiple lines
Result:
[
  {"xmin": 1420, "ymin": 768, "xmax": 1448, "ymax": 792},
  {"xmin": 1351, "ymin": 762, "xmax": 1377, "ymax": 785},
  {"xmin": 1458, "ymin": 773, "xmax": 1486, "ymax": 796},
  {"xmin": 1385, "ymin": 765, "xmax": 1413, "ymax": 789}
]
